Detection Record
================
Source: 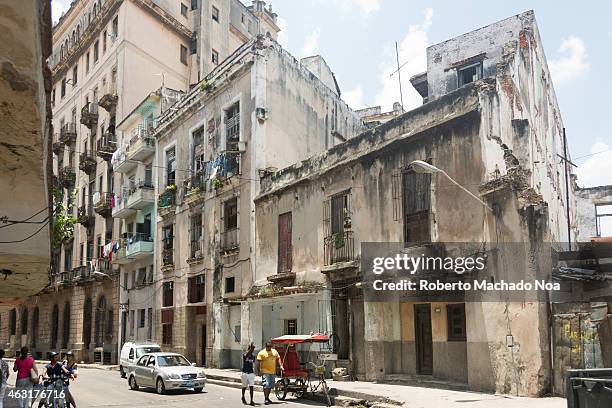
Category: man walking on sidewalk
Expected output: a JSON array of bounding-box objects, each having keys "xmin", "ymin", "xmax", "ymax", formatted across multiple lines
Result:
[
  {"xmin": 241, "ymin": 343, "xmax": 256, "ymax": 406},
  {"xmin": 256, "ymin": 342, "xmax": 283, "ymax": 405}
]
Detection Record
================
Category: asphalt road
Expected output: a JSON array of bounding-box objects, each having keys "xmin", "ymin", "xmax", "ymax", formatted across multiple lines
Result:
[{"xmin": 2, "ymin": 364, "xmax": 327, "ymax": 408}]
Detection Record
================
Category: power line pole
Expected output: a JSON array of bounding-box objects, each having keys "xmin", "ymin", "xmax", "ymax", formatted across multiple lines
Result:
[
  {"xmin": 394, "ymin": 41, "xmax": 404, "ymax": 110},
  {"xmin": 557, "ymin": 128, "xmax": 576, "ymax": 251}
]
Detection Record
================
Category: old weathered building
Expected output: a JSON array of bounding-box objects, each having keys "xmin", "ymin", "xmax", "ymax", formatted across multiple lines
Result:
[
  {"xmin": 576, "ymin": 185, "xmax": 612, "ymax": 241},
  {"xmin": 0, "ymin": 0, "xmax": 53, "ymax": 306},
  {"xmin": 1, "ymin": 0, "xmax": 279, "ymax": 364},
  {"xmin": 252, "ymin": 10, "xmax": 576, "ymax": 397},
  {"xmin": 151, "ymin": 35, "xmax": 362, "ymax": 368}
]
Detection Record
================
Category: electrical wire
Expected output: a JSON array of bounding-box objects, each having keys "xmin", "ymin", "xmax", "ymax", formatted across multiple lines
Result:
[
  {"xmin": 0, "ymin": 207, "xmax": 50, "ymax": 229},
  {"xmin": 0, "ymin": 219, "xmax": 50, "ymax": 244}
]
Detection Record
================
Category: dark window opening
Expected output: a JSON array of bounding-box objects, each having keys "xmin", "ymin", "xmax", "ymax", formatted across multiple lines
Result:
[
  {"xmin": 278, "ymin": 212, "xmax": 292, "ymax": 272},
  {"xmin": 223, "ymin": 198, "xmax": 238, "ymax": 231},
  {"xmin": 62, "ymin": 302, "xmax": 71, "ymax": 349},
  {"xmin": 139, "ymin": 309, "xmax": 145, "ymax": 328},
  {"xmin": 161, "ymin": 309, "xmax": 173, "ymax": 345},
  {"xmin": 224, "ymin": 102, "xmax": 240, "ymax": 151},
  {"xmin": 212, "ymin": 5, "xmax": 219, "ymax": 22},
  {"xmin": 94, "ymin": 40, "xmax": 99, "ymax": 62},
  {"xmin": 51, "ymin": 304, "xmax": 59, "ymax": 349},
  {"xmin": 9, "ymin": 309, "xmax": 16, "ymax": 336},
  {"xmin": 402, "ymin": 171, "xmax": 431, "ymax": 243},
  {"xmin": 595, "ymin": 203, "xmax": 612, "ymax": 237},
  {"xmin": 163, "ymin": 281, "xmax": 174, "ymax": 307},
  {"xmin": 180, "ymin": 44, "xmax": 188, "ymax": 65},
  {"xmin": 83, "ymin": 297, "xmax": 92, "ymax": 349},
  {"xmin": 212, "ymin": 49, "xmax": 219, "ymax": 65},
  {"xmin": 457, "ymin": 62, "xmax": 482, "ymax": 88},
  {"xmin": 284, "ymin": 319, "xmax": 297, "ymax": 335},
  {"xmin": 188, "ymin": 274, "xmax": 205, "ymax": 303},
  {"xmin": 166, "ymin": 147, "xmax": 176, "ymax": 186},
  {"xmin": 72, "ymin": 65, "xmax": 78, "ymax": 85},
  {"xmin": 447, "ymin": 304, "xmax": 466, "ymax": 341},
  {"xmin": 190, "ymin": 213, "xmax": 203, "ymax": 258},
  {"xmin": 225, "ymin": 276, "xmax": 235, "ymax": 294},
  {"xmin": 191, "ymin": 0, "xmax": 198, "ymax": 10},
  {"xmin": 181, "ymin": 3, "xmax": 188, "ymax": 17}
]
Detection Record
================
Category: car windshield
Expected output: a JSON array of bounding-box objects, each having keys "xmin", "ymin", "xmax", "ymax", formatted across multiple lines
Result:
[
  {"xmin": 136, "ymin": 346, "xmax": 161, "ymax": 358},
  {"xmin": 157, "ymin": 355, "xmax": 191, "ymax": 367}
]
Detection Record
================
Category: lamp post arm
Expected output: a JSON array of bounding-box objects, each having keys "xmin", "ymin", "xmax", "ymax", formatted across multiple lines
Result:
[{"xmin": 439, "ymin": 170, "xmax": 494, "ymax": 213}]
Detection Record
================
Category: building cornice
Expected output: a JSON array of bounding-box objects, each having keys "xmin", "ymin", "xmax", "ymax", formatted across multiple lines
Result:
[{"xmin": 52, "ymin": 0, "xmax": 192, "ymax": 81}]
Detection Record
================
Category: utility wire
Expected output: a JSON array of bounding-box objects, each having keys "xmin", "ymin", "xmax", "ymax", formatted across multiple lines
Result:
[
  {"xmin": 0, "ymin": 219, "xmax": 50, "ymax": 244},
  {"xmin": 0, "ymin": 207, "xmax": 50, "ymax": 229}
]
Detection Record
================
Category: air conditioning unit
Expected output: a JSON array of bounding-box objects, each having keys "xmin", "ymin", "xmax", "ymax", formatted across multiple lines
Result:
[{"xmin": 256, "ymin": 107, "xmax": 268, "ymax": 121}]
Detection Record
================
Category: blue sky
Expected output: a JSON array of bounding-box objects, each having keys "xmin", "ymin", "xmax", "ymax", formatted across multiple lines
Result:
[{"xmin": 52, "ymin": 0, "xmax": 612, "ymax": 187}]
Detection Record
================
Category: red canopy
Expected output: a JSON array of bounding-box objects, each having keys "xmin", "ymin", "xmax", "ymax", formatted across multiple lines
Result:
[{"xmin": 271, "ymin": 334, "xmax": 330, "ymax": 344}]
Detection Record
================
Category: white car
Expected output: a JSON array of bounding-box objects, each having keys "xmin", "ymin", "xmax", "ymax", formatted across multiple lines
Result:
[
  {"xmin": 128, "ymin": 352, "xmax": 206, "ymax": 394},
  {"xmin": 119, "ymin": 342, "xmax": 162, "ymax": 378}
]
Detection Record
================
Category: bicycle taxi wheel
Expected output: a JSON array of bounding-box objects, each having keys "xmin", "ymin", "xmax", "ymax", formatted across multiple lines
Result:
[{"xmin": 274, "ymin": 378, "xmax": 288, "ymax": 400}]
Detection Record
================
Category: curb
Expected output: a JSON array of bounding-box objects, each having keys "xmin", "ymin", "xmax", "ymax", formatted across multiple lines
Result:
[
  {"xmin": 5, "ymin": 358, "xmax": 119, "ymax": 371},
  {"xmin": 204, "ymin": 373, "xmax": 404, "ymax": 406}
]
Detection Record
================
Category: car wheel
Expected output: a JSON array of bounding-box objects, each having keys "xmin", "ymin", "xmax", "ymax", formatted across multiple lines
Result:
[
  {"xmin": 120, "ymin": 366, "xmax": 126, "ymax": 378},
  {"xmin": 129, "ymin": 375, "xmax": 139, "ymax": 391},
  {"xmin": 193, "ymin": 387, "xmax": 203, "ymax": 393},
  {"xmin": 156, "ymin": 378, "xmax": 166, "ymax": 395}
]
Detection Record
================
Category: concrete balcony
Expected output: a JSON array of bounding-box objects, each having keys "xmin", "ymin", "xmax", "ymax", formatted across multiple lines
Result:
[
  {"xmin": 126, "ymin": 182, "xmax": 155, "ymax": 210},
  {"xmin": 80, "ymin": 102, "xmax": 98, "ymax": 129},
  {"xmin": 97, "ymin": 132, "xmax": 117, "ymax": 161},
  {"xmin": 112, "ymin": 190, "xmax": 136, "ymax": 219},
  {"xmin": 59, "ymin": 123, "xmax": 77, "ymax": 145},
  {"xmin": 111, "ymin": 148, "xmax": 135, "ymax": 174},
  {"xmin": 126, "ymin": 134, "xmax": 155, "ymax": 162},
  {"xmin": 93, "ymin": 192, "xmax": 113, "ymax": 217},
  {"xmin": 59, "ymin": 166, "xmax": 75, "ymax": 188},
  {"xmin": 98, "ymin": 88, "xmax": 118, "ymax": 112},
  {"xmin": 79, "ymin": 151, "xmax": 97, "ymax": 175},
  {"xmin": 77, "ymin": 205, "xmax": 95, "ymax": 227},
  {"xmin": 112, "ymin": 243, "xmax": 129, "ymax": 265},
  {"xmin": 125, "ymin": 233, "xmax": 154, "ymax": 259}
]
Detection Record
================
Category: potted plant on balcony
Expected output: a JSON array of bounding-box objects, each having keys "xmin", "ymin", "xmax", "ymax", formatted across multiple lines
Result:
[{"xmin": 332, "ymin": 232, "xmax": 345, "ymax": 249}]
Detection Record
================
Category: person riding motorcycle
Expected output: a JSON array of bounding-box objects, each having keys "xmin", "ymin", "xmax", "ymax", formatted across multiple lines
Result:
[
  {"xmin": 62, "ymin": 352, "xmax": 78, "ymax": 408},
  {"xmin": 41, "ymin": 352, "xmax": 70, "ymax": 406}
]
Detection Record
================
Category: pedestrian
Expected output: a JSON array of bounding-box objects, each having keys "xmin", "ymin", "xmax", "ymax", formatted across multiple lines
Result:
[
  {"xmin": 255, "ymin": 342, "xmax": 283, "ymax": 405},
  {"xmin": 13, "ymin": 346, "xmax": 37, "ymax": 408},
  {"xmin": 241, "ymin": 343, "xmax": 256, "ymax": 406},
  {"xmin": 0, "ymin": 349, "xmax": 10, "ymax": 408}
]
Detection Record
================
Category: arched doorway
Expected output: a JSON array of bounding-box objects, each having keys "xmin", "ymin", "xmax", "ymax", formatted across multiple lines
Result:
[
  {"xmin": 83, "ymin": 297, "xmax": 92, "ymax": 349},
  {"xmin": 31, "ymin": 307, "xmax": 39, "ymax": 348},
  {"xmin": 20, "ymin": 307, "xmax": 28, "ymax": 336},
  {"xmin": 62, "ymin": 302, "xmax": 71, "ymax": 349},
  {"xmin": 51, "ymin": 304, "xmax": 59, "ymax": 349}
]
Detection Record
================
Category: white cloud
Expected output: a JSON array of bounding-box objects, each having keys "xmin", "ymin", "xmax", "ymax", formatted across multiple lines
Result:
[
  {"xmin": 277, "ymin": 17, "xmax": 289, "ymax": 48},
  {"xmin": 301, "ymin": 28, "xmax": 321, "ymax": 57},
  {"xmin": 335, "ymin": 0, "xmax": 381, "ymax": 16},
  {"xmin": 575, "ymin": 141, "xmax": 612, "ymax": 188},
  {"xmin": 548, "ymin": 36, "xmax": 590, "ymax": 86},
  {"xmin": 343, "ymin": 85, "xmax": 364, "ymax": 109},
  {"xmin": 52, "ymin": 0, "xmax": 69, "ymax": 24},
  {"xmin": 374, "ymin": 8, "xmax": 433, "ymax": 112}
]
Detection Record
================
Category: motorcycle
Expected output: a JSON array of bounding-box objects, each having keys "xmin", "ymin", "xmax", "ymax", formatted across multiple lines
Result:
[{"xmin": 36, "ymin": 374, "xmax": 69, "ymax": 408}]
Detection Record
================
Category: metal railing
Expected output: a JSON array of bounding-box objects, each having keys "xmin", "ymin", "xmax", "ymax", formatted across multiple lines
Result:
[
  {"xmin": 94, "ymin": 192, "xmax": 113, "ymax": 215},
  {"xmin": 220, "ymin": 228, "xmax": 239, "ymax": 251},
  {"xmin": 323, "ymin": 230, "xmax": 355, "ymax": 265},
  {"xmin": 59, "ymin": 123, "xmax": 77, "ymax": 144},
  {"xmin": 190, "ymin": 240, "xmax": 202, "ymax": 259},
  {"xmin": 162, "ymin": 248, "xmax": 174, "ymax": 266},
  {"xmin": 97, "ymin": 132, "xmax": 117, "ymax": 157},
  {"xmin": 128, "ymin": 179, "xmax": 154, "ymax": 196},
  {"xmin": 126, "ymin": 232, "xmax": 153, "ymax": 244},
  {"xmin": 158, "ymin": 189, "xmax": 176, "ymax": 208},
  {"xmin": 59, "ymin": 166, "xmax": 76, "ymax": 187}
]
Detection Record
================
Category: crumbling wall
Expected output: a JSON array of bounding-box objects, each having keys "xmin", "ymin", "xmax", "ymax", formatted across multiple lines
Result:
[{"xmin": 575, "ymin": 185, "xmax": 612, "ymax": 241}]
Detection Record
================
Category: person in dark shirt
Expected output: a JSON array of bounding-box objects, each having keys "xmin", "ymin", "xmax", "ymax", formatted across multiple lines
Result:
[
  {"xmin": 43, "ymin": 352, "xmax": 66, "ymax": 379},
  {"xmin": 241, "ymin": 343, "xmax": 256, "ymax": 405}
]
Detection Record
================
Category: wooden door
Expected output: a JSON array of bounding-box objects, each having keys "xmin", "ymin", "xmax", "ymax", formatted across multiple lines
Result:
[{"xmin": 415, "ymin": 304, "xmax": 433, "ymax": 375}]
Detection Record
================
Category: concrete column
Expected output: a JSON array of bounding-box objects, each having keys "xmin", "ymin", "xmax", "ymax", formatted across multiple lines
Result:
[{"xmin": 363, "ymin": 301, "xmax": 401, "ymax": 381}]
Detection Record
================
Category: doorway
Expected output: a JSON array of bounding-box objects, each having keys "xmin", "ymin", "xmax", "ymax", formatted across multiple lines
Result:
[
  {"xmin": 201, "ymin": 325, "xmax": 207, "ymax": 367},
  {"xmin": 415, "ymin": 304, "xmax": 433, "ymax": 375}
]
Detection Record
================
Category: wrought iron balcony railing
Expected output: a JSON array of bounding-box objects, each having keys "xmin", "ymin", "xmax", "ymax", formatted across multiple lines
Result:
[
  {"xmin": 59, "ymin": 166, "xmax": 76, "ymax": 188},
  {"xmin": 96, "ymin": 131, "xmax": 116, "ymax": 160},
  {"xmin": 59, "ymin": 123, "xmax": 77, "ymax": 145},
  {"xmin": 220, "ymin": 228, "xmax": 239, "ymax": 252},
  {"xmin": 79, "ymin": 151, "xmax": 97, "ymax": 174},
  {"xmin": 81, "ymin": 102, "xmax": 98, "ymax": 129},
  {"xmin": 323, "ymin": 230, "xmax": 355, "ymax": 265},
  {"xmin": 77, "ymin": 205, "xmax": 95, "ymax": 227}
]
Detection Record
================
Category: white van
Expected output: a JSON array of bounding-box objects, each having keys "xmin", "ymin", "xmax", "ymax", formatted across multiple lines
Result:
[{"xmin": 120, "ymin": 342, "xmax": 162, "ymax": 378}]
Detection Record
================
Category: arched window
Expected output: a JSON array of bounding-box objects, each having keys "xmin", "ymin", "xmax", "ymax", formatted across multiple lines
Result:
[
  {"xmin": 83, "ymin": 297, "xmax": 92, "ymax": 349},
  {"xmin": 62, "ymin": 302, "xmax": 71, "ymax": 349},
  {"xmin": 72, "ymin": 31, "xmax": 76, "ymax": 47},
  {"xmin": 31, "ymin": 307, "xmax": 39, "ymax": 348},
  {"xmin": 60, "ymin": 45, "xmax": 64, "ymax": 60},
  {"xmin": 76, "ymin": 25, "xmax": 80, "ymax": 40},
  {"xmin": 93, "ymin": 4, "xmax": 97, "ymax": 17},
  {"xmin": 95, "ymin": 296, "xmax": 106, "ymax": 347},
  {"xmin": 20, "ymin": 307, "xmax": 28, "ymax": 335},
  {"xmin": 9, "ymin": 309, "xmax": 16, "ymax": 335},
  {"xmin": 51, "ymin": 304, "xmax": 59, "ymax": 349}
]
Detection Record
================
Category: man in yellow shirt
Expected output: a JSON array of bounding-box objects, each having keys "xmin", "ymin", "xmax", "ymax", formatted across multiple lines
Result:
[{"xmin": 256, "ymin": 342, "xmax": 283, "ymax": 404}]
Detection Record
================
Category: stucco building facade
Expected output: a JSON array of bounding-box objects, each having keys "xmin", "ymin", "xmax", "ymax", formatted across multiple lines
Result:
[
  {"xmin": 151, "ymin": 35, "xmax": 361, "ymax": 368},
  {"xmin": 251, "ymin": 11, "xmax": 577, "ymax": 397}
]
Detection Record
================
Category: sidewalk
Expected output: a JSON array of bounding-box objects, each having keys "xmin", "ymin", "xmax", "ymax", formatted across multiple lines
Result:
[{"xmin": 203, "ymin": 368, "xmax": 566, "ymax": 408}]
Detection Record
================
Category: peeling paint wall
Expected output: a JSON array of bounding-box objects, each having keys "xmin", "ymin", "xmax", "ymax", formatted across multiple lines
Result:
[{"xmin": 576, "ymin": 185, "xmax": 612, "ymax": 240}]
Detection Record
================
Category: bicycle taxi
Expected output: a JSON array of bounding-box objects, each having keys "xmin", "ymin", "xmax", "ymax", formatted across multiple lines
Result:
[{"xmin": 271, "ymin": 333, "xmax": 332, "ymax": 406}]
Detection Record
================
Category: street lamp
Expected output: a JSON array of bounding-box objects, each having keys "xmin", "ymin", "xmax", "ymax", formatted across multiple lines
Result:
[{"xmin": 410, "ymin": 160, "xmax": 494, "ymax": 213}]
